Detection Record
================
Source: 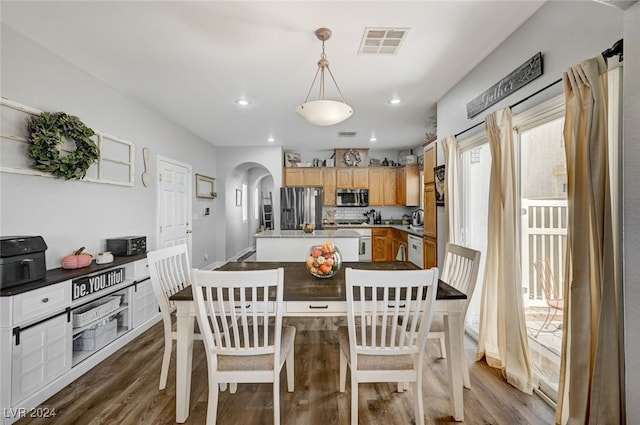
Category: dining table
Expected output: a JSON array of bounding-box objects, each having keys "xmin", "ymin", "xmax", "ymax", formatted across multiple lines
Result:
[{"xmin": 169, "ymin": 261, "xmax": 468, "ymax": 422}]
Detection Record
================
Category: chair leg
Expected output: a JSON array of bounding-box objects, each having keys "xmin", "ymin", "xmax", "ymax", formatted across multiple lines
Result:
[
  {"xmin": 414, "ymin": 377, "xmax": 425, "ymax": 425},
  {"xmin": 350, "ymin": 372, "xmax": 358, "ymax": 425},
  {"xmin": 462, "ymin": 350, "xmax": 471, "ymax": 389},
  {"xmin": 535, "ymin": 307, "xmax": 553, "ymax": 338},
  {"xmin": 286, "ymin": 348, "xmax": 295, "ymax": 392},
  {"xmin": 159, "ymin": 333, "xmax": 173, "ymax": 390},
  {"xmin": 207, "ymin": 377, "xmax": 219, "ymax": 425},
  {"xmin": 439, "ymin": 335, "xmax": 447, "ymax": 359},
  {"xmin": 339, "ymin": 349, "xmax": 347, "ymax": 393},
  {"xmin": 273, "ymin": 375, "xmax": 280, "ymax": 425},
  {"xmin": 229, "ymin": 383, "xmax": 238, "ymax": 394}
]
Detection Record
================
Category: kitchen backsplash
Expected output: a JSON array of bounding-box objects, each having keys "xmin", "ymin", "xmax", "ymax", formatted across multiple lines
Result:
[{"xmin": 322, "ymin": 206, "xmax": 414, "ymax": 223}]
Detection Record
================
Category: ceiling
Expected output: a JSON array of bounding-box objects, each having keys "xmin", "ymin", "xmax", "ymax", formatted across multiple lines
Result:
[{"xmin": 1, "ymin": 1, "xmax": 546, "ymax": 151}]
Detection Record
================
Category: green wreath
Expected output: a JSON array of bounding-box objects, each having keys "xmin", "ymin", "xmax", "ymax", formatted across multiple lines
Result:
[{"xmin": 27, "ymin": 112, "xmax": 99, "ymax": 180}]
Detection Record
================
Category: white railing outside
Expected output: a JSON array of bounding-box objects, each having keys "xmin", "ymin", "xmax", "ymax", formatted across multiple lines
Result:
[{"xmin": 521, "ymin": 198, "xmax": 567, "ymax": 306}]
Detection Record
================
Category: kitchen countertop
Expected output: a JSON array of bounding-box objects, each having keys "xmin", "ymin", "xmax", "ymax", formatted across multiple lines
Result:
[
  {"xmin": 323, "ymin": 223, "xmax": 425, "ymax": 237},
  {"xmin": 253, "ymin": 229, "xmax": 361, "ymax": 238}
]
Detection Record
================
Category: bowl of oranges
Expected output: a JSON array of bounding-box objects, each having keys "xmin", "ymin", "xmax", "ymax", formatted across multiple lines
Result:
[{"xmin": 306, "ymin": 241, "xmax": 342, "ymax": 278}]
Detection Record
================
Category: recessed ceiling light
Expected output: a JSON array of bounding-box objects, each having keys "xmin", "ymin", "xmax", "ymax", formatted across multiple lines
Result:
[
  {"xmin": 235, "ymin": 99, "xmax": 250, "ymax": 106},
  {"xmin": 267, "ymin": 136, "xmax": 275, "ymax": 143},
  {"xmin": 388, "ymin": 98, "xmax": 401, "ymax": 105},
  {"xmin": 370, "ymin": 136, "xmax": 377, "ymax": 142}
]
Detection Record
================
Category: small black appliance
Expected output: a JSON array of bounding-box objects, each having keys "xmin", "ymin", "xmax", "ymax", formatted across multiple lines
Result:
[
  {"xmin": 0, "ymin": 236, "xmax": 48, "ymax": 289},
  {"xmin": 106, "ymin": 236, "xmax": 147, "ymax": 256}
]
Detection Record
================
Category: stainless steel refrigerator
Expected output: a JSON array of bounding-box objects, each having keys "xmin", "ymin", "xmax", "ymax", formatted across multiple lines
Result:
[{"xmin": 280, "ymin": 187, "xmax": 324, "ymax": 230}]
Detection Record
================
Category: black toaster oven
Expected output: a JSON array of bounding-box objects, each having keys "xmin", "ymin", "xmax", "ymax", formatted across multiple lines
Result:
[{"xmin": 106, "ymin": 236, "xmax": 147, "ymax": 256}]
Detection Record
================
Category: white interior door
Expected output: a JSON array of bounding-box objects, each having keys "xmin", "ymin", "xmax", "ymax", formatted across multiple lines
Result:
[{"xmin": 157, "ymin": 156, "xmax": 192, "ymax": 256}]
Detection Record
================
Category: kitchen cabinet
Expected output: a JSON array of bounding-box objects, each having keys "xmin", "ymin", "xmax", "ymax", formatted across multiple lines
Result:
[
  {"xmin": 368, "ymin": 168, "xmax": 383, "ymax": 205},
  {"xmin": 0, "ymin": 256, "xmax": 159, "ymax": 424},
  {"xmin": 336, "ymin": 168, "xmax": 368, "ymax": 189},
  {"xmin": 323, "ymin": 169, "xmax": 337, "ymax": 206},
  {"xmin": 424, "ymin": 142, "xmax": 437, "ymax": 183},
  {"xmin": 390, "ymin": 229, "xmax": 408, "ymax": 261},
  {"xmin": 383, "ymin": 168, "xmax": 397, "ymax": 205},
  {"xmin": 397, "ymin": 165, "xmax": 420, "ymax": 206},
  {"xmin": 372, "ymin": 228, "xmax": 391, "ymax": 261},
  {"xmin": 423, "ymin": 184, "xmax": 437, "ymax": 238},
  {"xmin": 423, "ymin": 236, "xmax": 437, "ymax": 269},
  {"xmin": 369, "ymin": 167, "xmax": 398, "ymax": 206},
  {"xmin": 283, "ymin": 168, "xmax": 324, "ymax": 187},
  {"xmin": 423, "ymin": 139, "xmax": 438, "ymax": 268}
]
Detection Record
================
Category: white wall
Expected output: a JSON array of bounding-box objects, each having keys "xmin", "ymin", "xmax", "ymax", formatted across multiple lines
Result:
[
  {"xmin": 214, "ymin": 146, "xmax": 283, "ymax": 262},
  {"xmin": 435, "ymin": 0, "xmax": 623, "ymax": 264},
  {"xmin": 0, "ymin": 24, "xmax": 219, "ymax": 269},
  {"xmin": 623, "ymin": 1, "xmax": 640, "ymax": 421}
]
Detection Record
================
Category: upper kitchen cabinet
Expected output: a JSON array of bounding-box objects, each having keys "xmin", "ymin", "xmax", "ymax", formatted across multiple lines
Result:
[
  {"xmin": 397, "ymin": 165, "xmax": 420, "ymax": 207},
  {"xmin": 368, "ymin": 167, "xmax": 398, "ymax": 206},
  {"xmin": 423, "ymin": 142, "xmax": 436, "ymax": 184},
  {"xmin": 336, "ymin": 168, "xmax": 368, "ymax": 189},
  {"xmin": 323, "ymin": 169, "xmax": 337, "ymax": 206},
  {"xmin": 283, "ymin": 168, "xmax": 324, "ymax": 187}
]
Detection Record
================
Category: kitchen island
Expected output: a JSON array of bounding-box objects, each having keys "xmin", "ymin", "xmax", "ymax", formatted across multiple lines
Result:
[{"xmin": 254, "ymin": 229, "xmax": 360, "ymax": 261}]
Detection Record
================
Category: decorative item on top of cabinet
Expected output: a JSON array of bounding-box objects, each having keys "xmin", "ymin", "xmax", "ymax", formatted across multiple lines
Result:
[
  {"xmin": 335, "ymin": 148, "xmax": 369, "ymax": 167},
  {"xmin": 284, "ymin": 151, "xmax": 302, "ymax": 167}
]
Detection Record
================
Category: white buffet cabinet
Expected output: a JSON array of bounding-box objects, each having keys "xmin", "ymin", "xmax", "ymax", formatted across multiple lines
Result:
[{"xmin": 0, "ymin": 255, "xmax": 160, "ymax": 424}]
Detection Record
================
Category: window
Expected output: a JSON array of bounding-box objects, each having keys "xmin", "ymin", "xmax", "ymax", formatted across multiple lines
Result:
[
  {"xmin": 459, "ymin": 96, "xmax": 566, "ymax": 401},
  {"xmin": 241, "ymin": 183, "xmax": 248, "ymax": 222},
  {"xmin": 254, "ymin": 188, "xmax": 260, "ymax": 220}
]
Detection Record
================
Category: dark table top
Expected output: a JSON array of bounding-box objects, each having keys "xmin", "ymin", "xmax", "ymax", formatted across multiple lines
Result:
[{"xmin": 170, "ymin": 261, "xmax": 466, "ymax": 302}]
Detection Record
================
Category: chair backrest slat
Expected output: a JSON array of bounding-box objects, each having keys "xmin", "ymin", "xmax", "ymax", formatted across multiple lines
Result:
[
  {"xmin": 147, "ymin": 244, "xmax": 192, "ymax": 323},
  {"xmin": 441, "ymin": 243, "xmax": 481, "ymax": 317},
  {"xmin": 192, "ymin": 268, "xmax": 283, "ymax": 357},
  {"xmin": 346, "ymin": 268, "xmax": 439, "ymax": 357}
]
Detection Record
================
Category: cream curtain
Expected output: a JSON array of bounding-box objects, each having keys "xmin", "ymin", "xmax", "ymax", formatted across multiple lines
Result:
[
  {"xmin": 443, "ymin": 135, "xmax": 460, "ymax": 243},
  {"xmin": 475, "ymin": 107, "xmax": 535, "ymax": 393},
  {"xmin": 556, "ymin": 56, "xmax": 622, "ymax": 425}
]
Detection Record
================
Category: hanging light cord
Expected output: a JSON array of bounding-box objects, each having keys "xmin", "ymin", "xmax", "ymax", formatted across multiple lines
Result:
[{"xmin": 302, "ymin": 38, "xmax": 348, "ymax": 104}]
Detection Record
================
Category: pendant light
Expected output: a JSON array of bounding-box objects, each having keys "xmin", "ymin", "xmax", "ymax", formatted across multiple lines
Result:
[{"xmin": 295, "ymin": 28, "xmax": 353, "ymax": 126}]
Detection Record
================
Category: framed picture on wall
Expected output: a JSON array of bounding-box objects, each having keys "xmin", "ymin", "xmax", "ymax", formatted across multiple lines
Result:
[
  {"xmin": 195, "ymin": 174, "xmax": 217, "ymax": 199},
  {"xmin": 435, "ymin": 164, "xmax": 445, "ymax": 206}
]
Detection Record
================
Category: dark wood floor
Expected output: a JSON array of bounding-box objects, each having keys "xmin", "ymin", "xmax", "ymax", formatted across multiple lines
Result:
[{"xmin": 17, "ymin": 318, "xmax": 555, "ymax": 425}]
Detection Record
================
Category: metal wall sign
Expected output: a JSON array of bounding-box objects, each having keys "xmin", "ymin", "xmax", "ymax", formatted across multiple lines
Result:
[
  {"xmin": 73, "ymin": 267, "xmax": 125, "ymax": 300},
  {"xmin": 466, "ymin": 52, "xmax": 543, "ymax": 119}
]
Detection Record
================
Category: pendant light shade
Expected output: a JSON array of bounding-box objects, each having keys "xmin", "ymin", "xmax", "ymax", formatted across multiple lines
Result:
[
  {"xmin": 295, "ymin": 100, "xmax": 353, "ymax": 127},
  {"xmin": 296, "ymin": 28, "xmax": 353, "ymax": 126}
]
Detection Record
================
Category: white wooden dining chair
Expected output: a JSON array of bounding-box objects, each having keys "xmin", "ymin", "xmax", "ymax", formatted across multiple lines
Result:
[
  {"xmin": 147, "ymin": 244, "xmax": 203, "ymax": 391},
  {"xmin": 192, "ymin": 267, "xmax": 295, "ymax": 425},
  {"xmin": 428, "ymin": 243, "xmax": 481, "ymax": 389},
  {"xmin": 339, "ymin": 267, "xmax": 439, "ymax": 425}
]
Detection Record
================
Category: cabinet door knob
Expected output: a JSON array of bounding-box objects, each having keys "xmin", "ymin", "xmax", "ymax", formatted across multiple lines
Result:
[{"xmin": 42, "ymin": 297, "xmax": 49, "ymax": 303}]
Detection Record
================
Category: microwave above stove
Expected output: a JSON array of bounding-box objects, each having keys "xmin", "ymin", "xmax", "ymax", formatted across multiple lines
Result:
[{"xmin": 336, "ymin": 189, "xmax": 368, "ymax": 207}]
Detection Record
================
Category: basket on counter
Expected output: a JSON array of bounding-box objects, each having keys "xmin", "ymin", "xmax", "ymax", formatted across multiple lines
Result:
[{"xmin": 73, "ymin": 296, "xmax": 121, "ymax": 328}]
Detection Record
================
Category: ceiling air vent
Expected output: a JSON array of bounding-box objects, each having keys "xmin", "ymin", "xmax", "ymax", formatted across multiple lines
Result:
[
  {"xmin": 359, "ymin": 27, "xmax": 409, "ymax": 55},
  {"xmin": 338, "ymin": 131, "xmax": 357, "ymax": 138}
]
